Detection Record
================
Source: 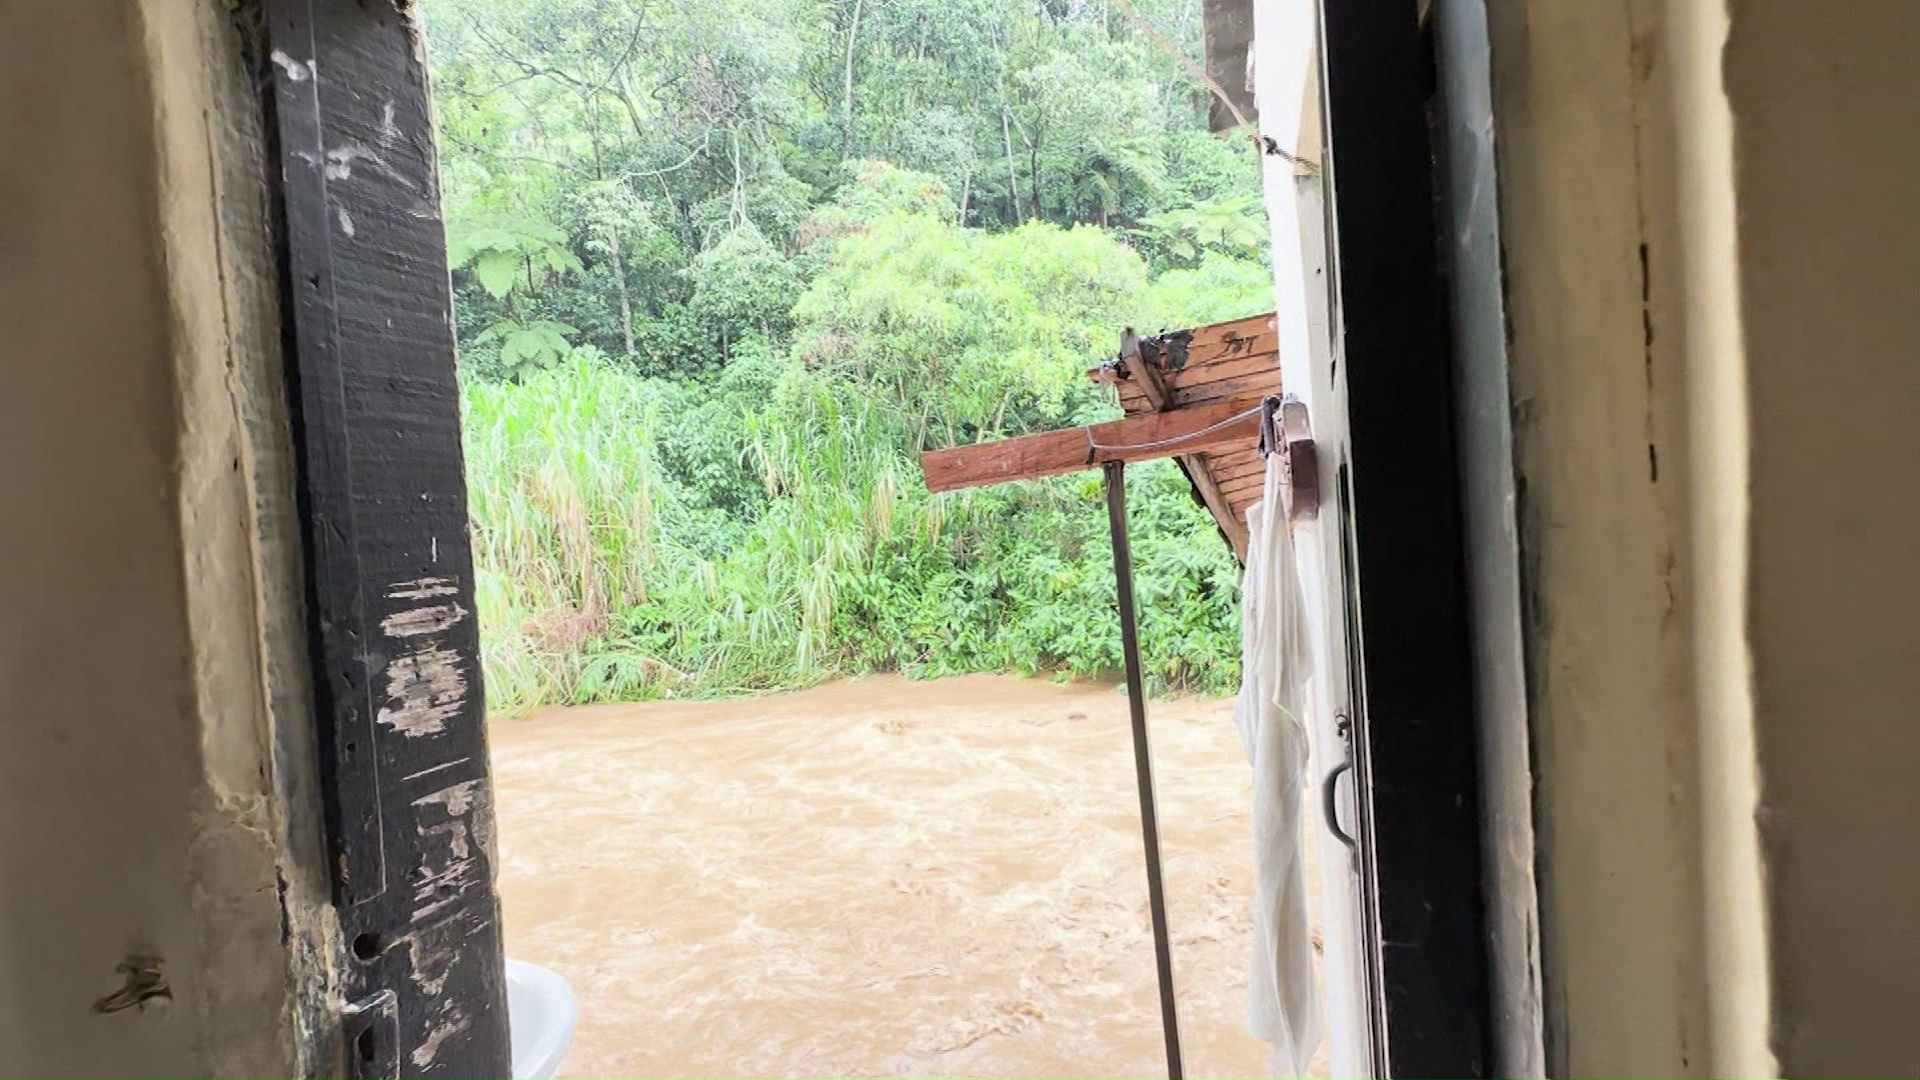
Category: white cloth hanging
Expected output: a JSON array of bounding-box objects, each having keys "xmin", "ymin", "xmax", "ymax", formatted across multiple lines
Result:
[{"xmin": 1233, "ymin": 452, "xmax": 1323, "ymax": 1079}]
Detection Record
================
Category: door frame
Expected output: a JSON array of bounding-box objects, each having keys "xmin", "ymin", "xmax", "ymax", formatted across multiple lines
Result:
[
  {"xmin": 258, "ymin": 0, "xmax": 1517, "ymax": 1075},
  {"xmin": 1316, "ymin": 1, "xmax": 1498, "ymax": 1074}
]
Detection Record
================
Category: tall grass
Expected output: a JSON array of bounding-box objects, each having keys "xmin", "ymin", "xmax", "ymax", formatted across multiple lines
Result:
[{"xmin": 464, "ymin": 356, "xmax": 1243, "ymax": 714}]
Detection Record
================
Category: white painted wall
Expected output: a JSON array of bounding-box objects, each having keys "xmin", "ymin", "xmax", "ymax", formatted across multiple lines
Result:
[
  {"xmin": 1491, "ymin": 0, "xmax": 1920, "ymax": 1074},
  {"xmin": 1726, "ymin": 4, "xmax": 1920, "ymax": 1074}
]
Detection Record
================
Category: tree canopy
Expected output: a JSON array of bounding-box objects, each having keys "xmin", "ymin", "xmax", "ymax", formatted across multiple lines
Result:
[{"xmin": 423, "ymin": 0, "xmax": 1269, "ymax": 380}]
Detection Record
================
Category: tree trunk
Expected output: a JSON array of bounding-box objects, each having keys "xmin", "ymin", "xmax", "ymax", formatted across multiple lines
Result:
[
  {"xmin": 606, "ymin": 219, "xmax": 636, "ymax": 357},
  {"xmin": 841, "ymin": 0, "xmax": 864, "ymax": 157},
  {"xmin": 730, "ymin": 128, "xmax": 747, "ymax": 228},
  {"xmin": 1000, "ymin": 105, "xmax": 1022, "ymax": 223},
  {"xmin": 1029, "ymin": 145, "xmax": 1043, "ymax": 223}
]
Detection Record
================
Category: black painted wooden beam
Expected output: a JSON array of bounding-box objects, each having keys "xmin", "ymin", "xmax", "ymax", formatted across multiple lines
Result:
[{"xmin": 264, "ymin": 1, "xmax": 511, "ymax": 1075}]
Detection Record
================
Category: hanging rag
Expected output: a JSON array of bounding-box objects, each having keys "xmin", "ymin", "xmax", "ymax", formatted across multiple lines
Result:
[{"xmin": 1233, "ymin": 450, "xmax": 1323, "ymax": 1078}]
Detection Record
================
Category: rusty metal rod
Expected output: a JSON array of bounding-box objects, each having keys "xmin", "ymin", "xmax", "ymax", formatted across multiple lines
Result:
[{"xmin": 1104, "ymin": 459, "xmax": 1185, "ymax": 1080}]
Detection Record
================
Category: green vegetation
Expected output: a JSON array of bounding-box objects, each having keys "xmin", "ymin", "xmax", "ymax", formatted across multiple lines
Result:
[{"xmin": 424, "ymin": 0, "xmax": 1270, "ymax": 713}]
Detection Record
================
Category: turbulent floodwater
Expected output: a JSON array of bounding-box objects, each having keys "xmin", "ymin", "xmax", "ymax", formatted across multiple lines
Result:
[{"xmin": 490, "ymin": 674, "xmax": 1327, "ymax": 1078}]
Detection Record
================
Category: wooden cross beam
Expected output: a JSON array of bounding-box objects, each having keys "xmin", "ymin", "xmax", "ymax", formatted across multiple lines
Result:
[{"xmin": 919, "ymin": 394, "xmax": 1268, "ymax": 494}]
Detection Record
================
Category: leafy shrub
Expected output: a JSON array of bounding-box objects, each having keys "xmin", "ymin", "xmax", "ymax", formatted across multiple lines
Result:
[{"xmin": 465, "ymin": 358, "xmax": 1243, "ymax": 713}]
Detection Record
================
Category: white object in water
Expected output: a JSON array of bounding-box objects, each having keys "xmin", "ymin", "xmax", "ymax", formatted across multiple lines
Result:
[{"xmin": 506, "ymin": 959, "xmax": 578, "ymax": 1080}]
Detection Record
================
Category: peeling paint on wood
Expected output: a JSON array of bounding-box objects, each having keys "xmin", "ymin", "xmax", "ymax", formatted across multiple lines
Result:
[
  {"xmin": 410, "ymin": 1001, "xmax": 468, "ymax": 1069},
  {"xmin": 380, "ymin": 601, "xmax": 466, "ymax": 638},
  {"xmin": 388, "ymin": 577, "xmax": 458, "ymax": 600},
  {"xmin": 269, "ymin": 48, "xmax": 311, "ymax": 81},
  {"xmin": 376, "ymin": 647, "xmax": 465, "ymax": 738},
  {"xmin": 410, "ymin": 781, "xmax": 487, "ymax": 921}
]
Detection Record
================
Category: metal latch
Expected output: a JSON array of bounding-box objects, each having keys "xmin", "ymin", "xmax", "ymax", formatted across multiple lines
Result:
[{"xmin": 1260, "ymin": 395, "xmax": 1321, "ymax": 522}]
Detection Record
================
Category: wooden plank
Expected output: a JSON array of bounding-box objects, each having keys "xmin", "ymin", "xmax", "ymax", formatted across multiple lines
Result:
[
  {"xmin": 1185, "ymin": 311, "xmax": 1277, "ymax": 347},
  {"xmin": 1111, "ymin": 355, "xmax": 1281, "ymax": 415},
  {"xmin": 1113, "ymin": 357, "xmax": 1274, "ymax": 417},
  {"xmin": 265, "ymin": 1, "xmax": 510, "ymax": 1075},
  {"xmin": 1181, "ymin": 331, "xmax": 1281, "ymax": 371},
  {"xmin": 1208, "ymin": 447, "xmax": 1268, "ymax": 472},
  {"xmin": 1084, "ymin": 315, "xmax": 1277, "ymax": 560},
  {"xmin": 1169, "ymin": 348, "xmax": 1282, "ymax": 390},
  {"xmin": 1203, "ymin": 443, "xmax": 1262, "ymax": 465},
  {"xmin": 1177, "ymin": 369, "xmax": 1293, "ymax": 407},
  {"xmin": 922, "ymin": 396, "xmax": 1267, "ymax": 493},
  {"xmin": 1219, "ymin": 467, "xmax": 1286, "ymax": 500},
  {"xmin": 1207, "ymin": 445, "xmax": 1266, "ymax": 470},
  {"xmin": 1212, "ymin": 462, "xmax": 1271, "ymax": 487}
]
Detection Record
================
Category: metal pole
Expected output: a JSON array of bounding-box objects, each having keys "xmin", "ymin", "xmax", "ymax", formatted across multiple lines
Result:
[{"xmin": 1104, "ymin": 459, "xmax": 1185, "ymax": 1080}]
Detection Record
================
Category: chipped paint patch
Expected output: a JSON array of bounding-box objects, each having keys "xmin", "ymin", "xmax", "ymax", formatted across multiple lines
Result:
[
  {"xmin": 270, "ymin": 49, "xmax": 312, "ymax": 81},
  {"xmin": 381, "ymin": 601, "xmax": 466, "ymax": 638},
  {"xmin": 416, "ymin": 779, "xmax": 484, "ymax": 817},
  {"xmin": 322, "ymin": 143, "xmax": 422, "ymax": 193},
  {"xmin": 410, "ymin": 781, "xmax": 488, "ymax": 920},
  {"xmin": 412, "ymin": 1001, "xmax": 469, "ymax": 1069},
  {"xmin": 380, "ymin": 100, "xmax": 401, "ymax": 146},
  {"xmin": 322, "ymin": 145, "xmax": 364, "ymax": 181},
  {"xmin": 336, "ymin": 207, "xmax": 355, "ymax": 238},
  {"xmin": 405, "ymin": 916, "xmax": 461, "ymax": 996},
  {"xmin": 376, "ymin": 647, "xmax": 463, "ymax": 737},
  {"xmin": 389, "ymin": 576, "xmax": 459, "ymax": 600}
]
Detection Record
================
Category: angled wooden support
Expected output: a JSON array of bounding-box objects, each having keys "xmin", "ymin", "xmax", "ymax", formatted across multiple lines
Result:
[
  {"xmin": 1124, "ymin": 351, "xmax": 1252, "ymax": 560},
  {"xmin": 920, "ymin": 395, "xmax": 1267, "ymax": 493}
]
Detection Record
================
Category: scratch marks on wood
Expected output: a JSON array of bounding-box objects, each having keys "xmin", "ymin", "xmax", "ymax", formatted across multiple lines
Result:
[
  {"xmin": 411, "ymin": 1001, "xmax": 469, "ymax": 1069},
  {"xmin": 377, "ymin": 647, "xmax": 464, "ymax": 737},
  {"xmin": 415, "ymin": 777, "xmax": 483, "ymax": 817},
  {"xmin": 401, "ymin": 910, "xmax": 490, "ymax": 1066},
  {"xmin": 272, "ymin": 0, "xmax": 510, "ymax": 1066},
  {"xmin": 402, "ymin": 756, "xmax": 472, "ymax": 783},
  {"xmin": 381, "ymin": 601, "xmax": 467, "ymax": 638},
  {"xmin": 380, "ymin": 101, "xmax": 401, "ymax": 147},
  {"xmin": 389, "ymin": 576, "xmax": 458, "ymax": 600},
  {"xmin": 402, "ymin": 789, "xmax": 499, "ymax": 1066},
  {"xmin": 376, "ymin": 576, "xmax": 471, "ymax": 737},
  {"xmin": 269, "ymin": 49, "xmax": 312, "ymax": 81},
  {"xmin": 409, "ymin": 781, "xmax": 488, "ymax": 921},
  {"xmin": 323, "ymin": 143, "xmax": 422, "ymax": 195}
]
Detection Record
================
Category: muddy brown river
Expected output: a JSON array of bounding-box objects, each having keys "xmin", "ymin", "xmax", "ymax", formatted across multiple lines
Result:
[{"xmin": 490, "ymin": 674, "xmax": 1327, "ymax": 1078}]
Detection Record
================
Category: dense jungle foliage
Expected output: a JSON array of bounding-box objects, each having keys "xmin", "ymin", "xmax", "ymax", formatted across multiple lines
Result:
[{"xmin": 422, "ymin": 0, "xmax": 1272, "ymax": 712}]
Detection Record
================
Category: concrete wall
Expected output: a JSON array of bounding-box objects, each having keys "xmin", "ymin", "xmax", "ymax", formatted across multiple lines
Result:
[
  {"xmin": 0, "ymin": 1, "xmax": 333, "ymax": 1074},
  {"xmin": 1491, "ymin": 0, "xmax": 1920, "ymax": 1074},
  {"xmin": 1726, "ymin": 4, "xmax": 1920, "ymax": 1075},
  {"xmin": 1489, "ymin": 1, "xmax": 1723, "ymax": 1071}
]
